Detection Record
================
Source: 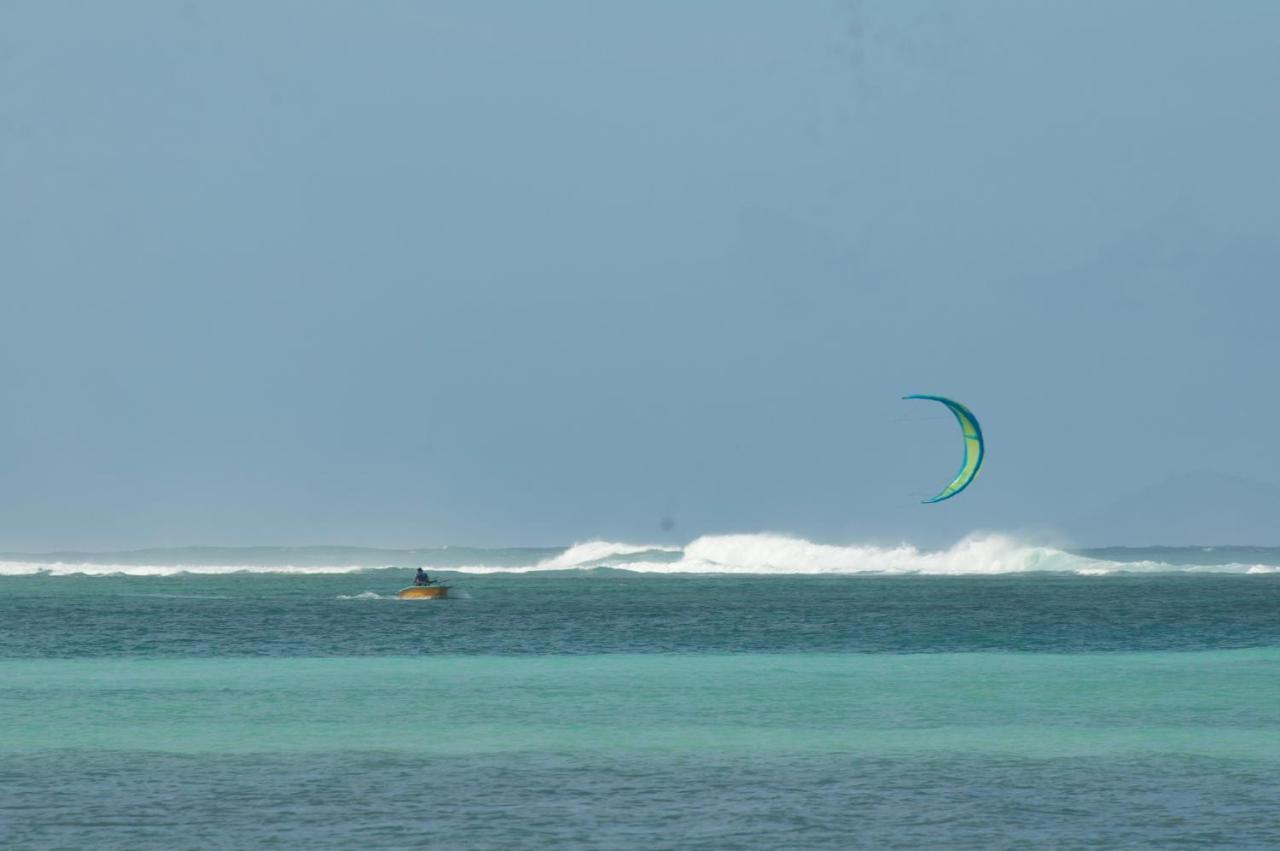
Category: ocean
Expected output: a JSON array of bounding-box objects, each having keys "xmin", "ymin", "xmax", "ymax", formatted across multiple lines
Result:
[{"xmin": 4, "ymin": 534, "xmax": 1280, "ymax": 848}]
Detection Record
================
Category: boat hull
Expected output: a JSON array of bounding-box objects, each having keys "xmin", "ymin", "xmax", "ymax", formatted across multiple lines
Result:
[{"xmin": 397, "ymin": 585, "xmax": 449, "ymax": 600}]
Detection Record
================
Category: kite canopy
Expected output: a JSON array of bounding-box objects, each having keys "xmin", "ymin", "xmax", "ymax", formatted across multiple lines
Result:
[{"xmin": 902, "ymin": 395, "xmax": 984, "ymax": 503}]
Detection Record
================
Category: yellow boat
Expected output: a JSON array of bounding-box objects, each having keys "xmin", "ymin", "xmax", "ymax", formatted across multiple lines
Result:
[{"xmin": 397, "ymin": 585, "xmax": 449, "ymax": 600}]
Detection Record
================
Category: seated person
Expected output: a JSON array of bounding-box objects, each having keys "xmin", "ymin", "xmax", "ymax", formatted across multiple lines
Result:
[{"xmin": 414, "ymin": 568, "xmax": 432, "ymax": 586}]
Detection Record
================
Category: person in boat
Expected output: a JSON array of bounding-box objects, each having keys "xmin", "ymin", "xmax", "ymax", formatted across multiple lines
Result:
[{"xmin": 414, "ymin": 568, "xmax": 433, "ymax": 586}]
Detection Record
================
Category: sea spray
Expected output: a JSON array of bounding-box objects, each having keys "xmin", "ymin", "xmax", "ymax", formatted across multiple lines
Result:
[
  {"xmin": 532, "ymin": 540, "xmax": 680, "ymax": 570},
  {"xmin": 0, "ymin": 561, "xmax": 374, "ymax": 577},
  {"xmin": 6, "ymin": 534, "xmax": 1280, "ymax": 576},
  {"xmin": 443, "ymin": 534, "xmax": 1171, "ymax": 575}
]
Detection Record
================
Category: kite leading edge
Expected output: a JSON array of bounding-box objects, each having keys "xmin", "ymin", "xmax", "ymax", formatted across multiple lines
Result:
[{"xmin": 902, "ymin": 395, "xmax": 984, "ymax": 503}]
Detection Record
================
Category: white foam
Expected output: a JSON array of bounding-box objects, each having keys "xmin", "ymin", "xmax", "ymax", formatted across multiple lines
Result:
[
  {"xmin": 336, "ymin": 591, "xmax": 392, "ymax": 600},
  {"xmin": 608, "ymin": 533, "xmax": 1108, "ymax": 575},
  {"xmin": 443, "ymin": 534, "xmax": 1280, "ymax": 576},
  {"xmin": 434, "ymin": 534, "xmax": 1116, "ymax": 575},
  {"xmin": 0, "ymin": 561, "xmax": 372, "ymax": 577},
  {"xmin": 4, "ymin": 535, "xmax": 1278, "ymax": 577},
  {"xmin": 532, "ymin": 540, "xmax": 679, "ymax": 569}
]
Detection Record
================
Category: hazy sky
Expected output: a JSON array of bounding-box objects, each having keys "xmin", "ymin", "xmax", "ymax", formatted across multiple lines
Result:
[{"xmin": 3, "ymin": 1, "xmax": 1279, "ymax": 550}]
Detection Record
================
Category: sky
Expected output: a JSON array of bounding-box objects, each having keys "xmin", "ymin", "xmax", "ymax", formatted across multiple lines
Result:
[{"xmin": 3, "ymin": 1, "xmax": 1280, "ymax": 550}]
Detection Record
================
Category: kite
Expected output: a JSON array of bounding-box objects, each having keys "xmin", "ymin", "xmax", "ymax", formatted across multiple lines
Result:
[{"xmin": 902, "ymin": 395, "xmax": 984, "ymax": 503}]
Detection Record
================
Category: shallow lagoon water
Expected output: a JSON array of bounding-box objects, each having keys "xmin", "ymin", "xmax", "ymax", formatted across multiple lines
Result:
[{"xmin": 4, "ymin": 569, "xmax": 1280, "ymax": 847}]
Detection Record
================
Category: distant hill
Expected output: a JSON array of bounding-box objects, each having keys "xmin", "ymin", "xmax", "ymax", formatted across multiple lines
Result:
[{"xmin": 1070, "ymin": 471, "xmax": 1280, "ymax": 546}]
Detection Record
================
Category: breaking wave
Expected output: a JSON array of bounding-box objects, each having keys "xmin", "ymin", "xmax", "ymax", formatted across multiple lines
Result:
[
  {"xmin": 448, "ymin": 534, "xmax": 1123, "ymax": 575},
  {"xmin": 4, "ymin": 535, "xmax": 1280, "ymax": 577},
  {"xmin": 442, "ymin": 534, "xmax": 1280, "ymax": 576},
  {"xmin": 0, "ymin": 562, "xmax": 373, "ymax": 577},
  {"xmin": 532, "ymin": 540, "xmax": 680, "ymax": 570}
]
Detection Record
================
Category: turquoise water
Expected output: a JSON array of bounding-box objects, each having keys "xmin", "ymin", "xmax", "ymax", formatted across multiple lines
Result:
[
  {"xmin": 4, "ymin": 550, "xmax": 1280, "ymax": 847},
  {"xmin": 7, "ymin": 651, "xmax": 1280, "ymax": 757}
]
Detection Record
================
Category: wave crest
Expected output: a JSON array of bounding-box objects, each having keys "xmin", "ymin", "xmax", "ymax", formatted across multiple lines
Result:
[
  {"xmin": 5, "ymin": 534, "xmax": 1279, "ymax": 577},
  {"xmin": 0, "ymin": 562, "xmax": 371, "ymax": 577},
  {"xmin": 611, "ymin": 533, "xmax": 1103, "ymax": 575},
  {"xmin": 532, "ymin": 540, "xmax": 679, "ymax": 570}
]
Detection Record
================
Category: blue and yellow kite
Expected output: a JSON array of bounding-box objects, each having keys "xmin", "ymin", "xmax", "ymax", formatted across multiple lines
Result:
[{"xmin": 903, "ymin": 395, "xmax": 984, "ymax": 503}]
